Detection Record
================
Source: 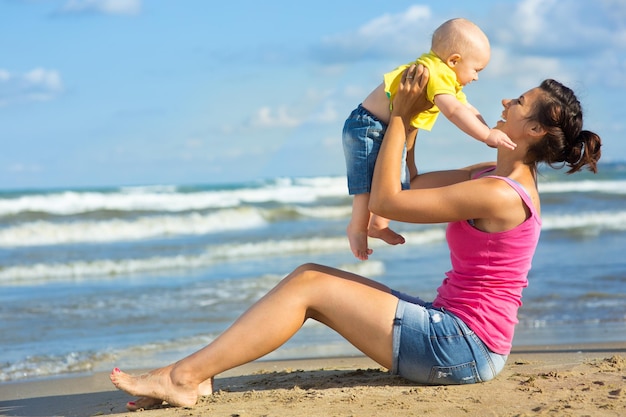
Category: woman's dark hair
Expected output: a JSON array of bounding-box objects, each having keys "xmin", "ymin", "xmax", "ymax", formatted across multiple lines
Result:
[{"xmin": 525, "ymin": 79, "xmax": 602, "ymax": 174}]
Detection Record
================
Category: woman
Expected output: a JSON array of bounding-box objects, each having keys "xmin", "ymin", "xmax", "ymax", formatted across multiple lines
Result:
[{"xmin": 110, "ymin": 65, "xmax": 601, "ymax": 410}]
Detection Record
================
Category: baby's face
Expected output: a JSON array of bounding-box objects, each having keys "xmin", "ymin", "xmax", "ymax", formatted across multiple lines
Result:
[{"xmin": 453, "ymin": 48, "xmax": 490, "ymax": 86}]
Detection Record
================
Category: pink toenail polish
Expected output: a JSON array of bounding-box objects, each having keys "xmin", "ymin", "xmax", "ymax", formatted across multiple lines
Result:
[
  {"xmin": 128, "ymin": 402, "xmax": 135, "ymax": 406},
  {"xmin": 114, "ymin": 367, "xmax": 120, "ymax": 372}
]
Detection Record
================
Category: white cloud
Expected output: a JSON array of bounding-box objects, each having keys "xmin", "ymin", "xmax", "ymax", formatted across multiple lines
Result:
[
  {"xmin": 511, "ymin": 0, "xmax": 556, "ymax": 47},
  {"xmin": 484, "ymin": 0, "xmax": 626, "ymax": 91},
  {"xmin": 485, "ymin": 47, "xmax": 571, "ymax": 89},
  {"xmin": 0, "ymin": 68, "xmax": 64, "ymax": 104},
  {"xmin": 315, "ymin": 5, "xmax": 434, "ymax": 63},
  {"xmin": 184, "ymin": 138, "xmax": 204, "ymax": 149},
  {"xmin": 586, "ymin": 49, "xmax": 626, "ymax": 89},
  {"xmin": 6, "ymin": 163, "xmax": 43, "ymax": 174},
  {"xmin": 599, "ymin": 0, "xmax": 626, "ymax": 21},
  {"xmin": 24, "ymin": 68, "xmax": 63, "ymax": 91},
  {"xmin": 303, "ymin": 87, "xmax": 333, "ymax": 102},
  {"xmin": 305, "ymin": 101, "xmax": 338, "ymax": 124},
  {"xmin": 320, "ymin": 134, "xmax": 334, "ymax": 146},
  {"xmin": 492, "ymin": 0, "xmax": 625, "ymax": 56},
  {"xmin": 342, "ymin": 85, "xmax": 367, "ymax": 100},
  {"xmin": 357, "ymin": 4, "xmax": 431, "ymax": 39},
  {"xmin": 243, "ymin": 99, "xmax": 339, "ymax": 131},
  {"xmin": 60, "ymin": 0, "xmax": 141, "ymax": 16},
  {"xmin": 249, "ymin": 106, "xmax": 300, "ymax": 128},
  {"xmin": 316, "ymin": 64, "xmax": 347, "ymax": 77}
]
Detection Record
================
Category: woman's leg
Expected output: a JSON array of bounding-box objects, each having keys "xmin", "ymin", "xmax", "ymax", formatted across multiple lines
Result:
[{"xmin": 111, "ymin": 263, "xmax": 399, "ymax": 407}]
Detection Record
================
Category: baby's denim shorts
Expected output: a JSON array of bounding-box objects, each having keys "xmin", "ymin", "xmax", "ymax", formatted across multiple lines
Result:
[
  {"xmin": 391, "ymin": 290, "xmax": 508, "ymax": 385},
  {"xmin": 342, "ymin": 104, "xmax": 409, "ymax": 195}
]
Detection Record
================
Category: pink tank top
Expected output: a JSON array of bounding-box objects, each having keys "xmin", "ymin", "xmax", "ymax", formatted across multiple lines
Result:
[{"xmin": 432, "ymin": 172, "xmax": 541, "ymax": 354}]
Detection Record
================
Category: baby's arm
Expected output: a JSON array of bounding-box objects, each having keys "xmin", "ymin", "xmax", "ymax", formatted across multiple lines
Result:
[{"xmin": 434, "ymin": 94, "xmax": 516, "ymax": 150}]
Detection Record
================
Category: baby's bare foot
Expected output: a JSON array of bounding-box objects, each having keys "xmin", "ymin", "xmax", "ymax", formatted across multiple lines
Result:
[
  {"xmin": 368, "ymin": 227, "xmax": 405, "ymax": 246},
  {"xmin": 347, "ymin": 225, "xmax": 373, "ymax": 260},
  {"xmin": 110, "ymin": 366, "xmax": 199, "ymax": 408}
]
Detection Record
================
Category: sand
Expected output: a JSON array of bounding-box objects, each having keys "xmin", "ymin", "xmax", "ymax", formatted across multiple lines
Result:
[{"xmin": 0, "ymin": 342, "xmax": 624, "ymax": 417}]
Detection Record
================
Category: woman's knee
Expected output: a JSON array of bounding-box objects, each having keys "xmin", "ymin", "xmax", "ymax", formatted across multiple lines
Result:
[
  {"xmin": 279, "ymin": 264, "xmax": 343, "ymax": 303},
  {"xmin": 293, "ymin": 263, "xmax": 320, "ymax": 273},
  {"xmin": 285, "ymin": 263, "xmax": 326, "ymax": 285},
  {"xmin": 286, "ymin": 263, "xmax": 326, "ymax": 281}
]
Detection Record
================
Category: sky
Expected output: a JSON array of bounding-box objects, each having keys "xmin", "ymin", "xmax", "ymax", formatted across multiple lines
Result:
[{"xmin": 1, "ymin": 0, "xmax": 625, "ymax": 190}]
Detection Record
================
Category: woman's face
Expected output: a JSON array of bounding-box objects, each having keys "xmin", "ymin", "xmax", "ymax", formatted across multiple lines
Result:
[{"xmin": 496, "ymin": 87, "xmax": 542, "ymax": 138}]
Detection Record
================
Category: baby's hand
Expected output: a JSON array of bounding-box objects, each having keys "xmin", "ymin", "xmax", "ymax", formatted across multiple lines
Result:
[{"xmin": 485, "ymin": 129, "xmax": 516, "ymax": 150}]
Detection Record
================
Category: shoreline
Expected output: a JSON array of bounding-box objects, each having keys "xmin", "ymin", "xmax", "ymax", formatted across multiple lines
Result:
[{"xmin": 1, "ymin": 342, "xmax": 624, "ymax": 417}]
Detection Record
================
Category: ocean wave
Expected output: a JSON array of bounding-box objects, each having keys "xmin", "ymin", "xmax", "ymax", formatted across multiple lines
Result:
[
  {"xmin": 0, "ymin": 204, "xmax": 355, "ymax": 248},
  {"xmin": 0, "ymin": 350, "xmax": 116, "ymax": 382},
  {"xmin": 539, "ymin": 179, "xmax": 626, "ymax": 194},
  {"xmin": 0, "ymin": 229, "xmax": 444, "ymax": 285},
  {"xmin": 542, "ymin": 210, "xmax": 626, "ymax": 232},
  {"xmin": 0, "ymin": 177, "xmax": 348, "ymax": 217},
  {"xmin": 0, "ymin": 207, "xmax": 268, "ymax": 247},
  {"xmin": 294, "ymin": 205, "xmax": 352, "ymax": 219}
]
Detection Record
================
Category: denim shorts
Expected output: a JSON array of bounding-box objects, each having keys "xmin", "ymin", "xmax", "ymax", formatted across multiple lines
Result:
[
  {"xmin": 342, "ymin": 104, "xmax": 409, "ymax": 195},
  {"xmin": 390, "ymin": 290, "xmax": 508, "ymax": 385}
]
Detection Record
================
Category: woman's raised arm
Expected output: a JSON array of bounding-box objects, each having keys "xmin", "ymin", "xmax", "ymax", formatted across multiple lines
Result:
[{"xmin": 369, "ymin": 65, "xmax": 504, "ymax": 226}]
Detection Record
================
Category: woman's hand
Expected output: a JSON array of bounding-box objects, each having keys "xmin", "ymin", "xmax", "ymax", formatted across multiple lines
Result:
[{"xmin": 391, "ymin": 64, "xmax": 432, "ymax": 122}]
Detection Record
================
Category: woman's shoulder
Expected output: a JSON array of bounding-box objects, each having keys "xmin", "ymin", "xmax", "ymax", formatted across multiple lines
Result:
[
  {"xmin": 482, "ymin": 174, "xmax": 541, "ymax": 221},
  {"xmin": 462, "ymin": 162, "xmax": 497, "ymax": 179}
]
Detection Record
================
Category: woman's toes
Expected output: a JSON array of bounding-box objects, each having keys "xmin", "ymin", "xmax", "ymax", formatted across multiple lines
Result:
[{"xmin": 126, "ymin": 397, "xmax": 164, "ymax": 411}]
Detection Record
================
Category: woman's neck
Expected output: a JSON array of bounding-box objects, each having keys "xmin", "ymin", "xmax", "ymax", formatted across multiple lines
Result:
[{"xmin": 493, "ymin": 151, "xmax": 537, "ymax": 185}]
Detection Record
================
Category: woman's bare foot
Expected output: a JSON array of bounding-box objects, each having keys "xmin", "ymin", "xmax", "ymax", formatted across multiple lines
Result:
[
  {"xmin": 126, "ymin": 377, "xmax": 214, "ymax": 411},
  {"xmin": 347, "ymin": 224, "xmax": 373, "ymax": 260},
  {"xmin": 368, "ymin": 226, "xmax": 405, "ymax": 245},
  {"xmin": 110, "ymin": 365, "xmax": 200, "ymax": 408},
  {"xmin": 126, "ymin": 397, "xmax": 164, "ymax": 412}
]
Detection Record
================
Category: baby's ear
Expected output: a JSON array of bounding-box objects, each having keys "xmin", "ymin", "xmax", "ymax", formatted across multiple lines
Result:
[{"xmin": 446, "ymin": 53, "xmax": 462, "ymax": 67}]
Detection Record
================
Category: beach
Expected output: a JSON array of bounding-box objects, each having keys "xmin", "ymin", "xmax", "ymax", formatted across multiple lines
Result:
[
  {"xmin": 1, "ymin": 165, "xmax": 625, "ymax": 415},
  {"xmin": 1, "ymin": 342, "xmax": 624, "ymax": 417}
]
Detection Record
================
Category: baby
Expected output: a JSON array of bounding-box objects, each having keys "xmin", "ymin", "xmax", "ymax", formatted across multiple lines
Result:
[{"xmin": 342, "ymin": 18, "xmax": 515, "ymax": 260}]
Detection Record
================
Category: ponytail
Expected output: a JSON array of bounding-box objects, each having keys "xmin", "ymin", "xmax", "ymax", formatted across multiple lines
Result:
[{"xmin": 563, "ymin": 130, "xmax": 602, "ymax": 174}]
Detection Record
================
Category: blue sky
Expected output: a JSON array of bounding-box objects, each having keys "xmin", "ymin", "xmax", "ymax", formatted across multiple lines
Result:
[{"xmin": 1, "ymin": 0, "xmax": 625, "ymax": 189}]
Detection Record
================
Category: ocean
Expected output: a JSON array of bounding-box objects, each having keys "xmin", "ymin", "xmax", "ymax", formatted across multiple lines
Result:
[{"xmin": 1, "ymin": 163, "xmax": 625, "ymax": 383}]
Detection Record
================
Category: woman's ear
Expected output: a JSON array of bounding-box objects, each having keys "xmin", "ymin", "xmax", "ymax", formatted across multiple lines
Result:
[
  {"xmin": 446, "ymin": 53, "xmax": 462, "ymax": 67},
  {"xmin": 527, "ymin": 122, "xmax": 546, "ymax": 138}
]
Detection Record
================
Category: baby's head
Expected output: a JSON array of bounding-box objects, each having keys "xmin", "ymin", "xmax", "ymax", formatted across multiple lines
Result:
[{"xmin": 431, "ymin": 18, "xmax": 490, "ymax": 86}]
